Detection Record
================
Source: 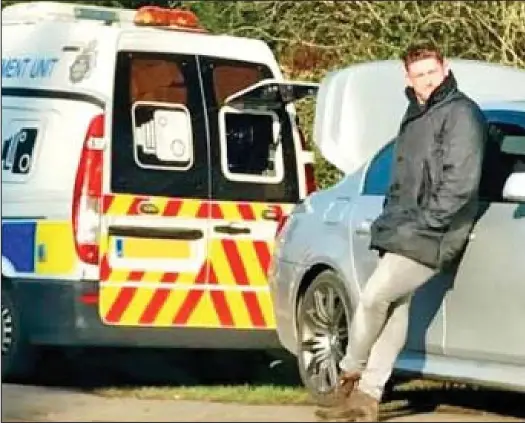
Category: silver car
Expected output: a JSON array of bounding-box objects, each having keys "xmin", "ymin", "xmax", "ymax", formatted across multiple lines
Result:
[{"xmin": 269, "ymin": 60, "xmax": 525, "ymax": 404}]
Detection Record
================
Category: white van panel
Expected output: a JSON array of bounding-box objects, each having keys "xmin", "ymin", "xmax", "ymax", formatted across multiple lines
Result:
[
  {"xmin": 116, "ymin": 29, "xmax": 282, "ymax": 76},
  {"xmin": 2, "ymin": 20, "xmax": 115, "ymax": 219},
  {"xmin": 2, "ymin": 21, "xmax": 118, "ymax": 99},
  {"xmin": 2, "ymin": 100, "xmax": 102, "ymax": 220}
]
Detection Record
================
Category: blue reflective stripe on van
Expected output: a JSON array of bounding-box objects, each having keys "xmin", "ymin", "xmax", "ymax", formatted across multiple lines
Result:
[{"xmin": 1, "ymin": 221, "xmax": 36, "ymax": 272}]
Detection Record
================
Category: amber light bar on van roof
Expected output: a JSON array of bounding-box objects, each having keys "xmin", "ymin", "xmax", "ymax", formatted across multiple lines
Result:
[{"xmin": 133, "ymin": 6, "xmax": 207, "ymax": 33}]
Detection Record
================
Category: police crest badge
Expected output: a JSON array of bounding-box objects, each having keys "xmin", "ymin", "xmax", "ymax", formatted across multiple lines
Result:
[{"xmin": 69, "ymin": 40, "xmax": 98, "ymax": 84}]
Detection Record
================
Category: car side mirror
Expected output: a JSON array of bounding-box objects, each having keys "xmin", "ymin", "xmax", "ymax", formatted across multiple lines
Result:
[{"xmin": 502, "ymin": 172, "xmax": 525, "ymax": 202}]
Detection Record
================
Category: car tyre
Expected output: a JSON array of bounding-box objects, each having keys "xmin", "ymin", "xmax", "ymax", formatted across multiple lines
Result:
[
  {"xmin": 2, "ymin": 288, "xmax": 35, "ymax": 381},
  {"xmin": 296, "ymin": 269, "xmax": 353, "ymax": 407}
]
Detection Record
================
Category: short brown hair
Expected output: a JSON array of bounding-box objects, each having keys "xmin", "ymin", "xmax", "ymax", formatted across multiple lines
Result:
[{"xmin": 401, "ymin": 43, "xmax": 444, "ymax": 70}]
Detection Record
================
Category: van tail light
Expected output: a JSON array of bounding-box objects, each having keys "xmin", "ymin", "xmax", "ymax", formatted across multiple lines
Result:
[
  {"xmin": 72, "ymin": 114, "xmax": 105, "ymax": 265},
  {"xmin": 298, "ymin": 128, "xmax": 317, "ymax": 195},
  {"xmin": 79, "ymin": 292, "xmax": 99, "ymax": 305},
  {"xmin": 275, "ymin": 200, "xmax": 310, "ymax": 239},
  {"xmin": 304, "ymin": 163, "xmax": 316, "ymax": 195},
  {"xmin": 275, "ymin": 214, "xmax": 289, "ymax": 238},
  {"xmin": 275, "ymin": 126, "xmax": 316, "ymax": 239}
]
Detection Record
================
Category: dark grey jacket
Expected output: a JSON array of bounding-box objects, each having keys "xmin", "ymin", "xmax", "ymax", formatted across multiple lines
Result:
[{"xmin": 370, "ymin": 72, "xmax": 488, "ymax": 270}]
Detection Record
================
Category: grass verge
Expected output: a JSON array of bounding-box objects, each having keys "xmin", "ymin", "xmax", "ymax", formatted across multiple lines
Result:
[
  {"xmin": 91, "ymin": 379, "xmax": 455, "ymax": 406},
  {"xmin": 93, "ymin": 384, "xmax": 313, "ymax": 405}
]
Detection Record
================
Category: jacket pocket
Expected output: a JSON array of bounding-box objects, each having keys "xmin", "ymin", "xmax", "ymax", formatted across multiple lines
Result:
[{"xmin": 418, "ymin": 160, "xmax": 432, "ymax": 208}]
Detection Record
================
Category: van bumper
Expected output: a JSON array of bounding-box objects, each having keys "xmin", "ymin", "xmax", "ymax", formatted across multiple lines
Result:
[{"xmin": 13, "ymin": 278, "xmax": 281, "ymax": 349}]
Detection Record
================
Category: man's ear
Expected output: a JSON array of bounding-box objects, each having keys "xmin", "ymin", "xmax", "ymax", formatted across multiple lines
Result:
[
  {"xmin": 405, "ymin": 72, "xmax": 413, "ymax": 87},
  {"xmin": 443, "ymin": 59, "xmax": 450, "ymax": 75}
]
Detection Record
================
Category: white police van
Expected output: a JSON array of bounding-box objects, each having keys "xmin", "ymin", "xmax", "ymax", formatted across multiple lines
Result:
[{"xmin": 1, "ymin": 1, "xmax": 318, "ymax": 379}]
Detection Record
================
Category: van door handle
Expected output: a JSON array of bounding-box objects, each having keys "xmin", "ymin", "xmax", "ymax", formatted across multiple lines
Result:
[
  {"xmin": 355, "ymin": 219, "xmax": 373, "ymax": 236},
  {"xmin": 262, "ymin": 206, "xmax": 282, "ymax": 221},
  {"xmin": 139, "ymin": 201, "xmax": 160, "ymax": 215},
  {"xmin": 109, "ymin": 226, "xmax": 203, "ymax": 240},
  {"xmin": 214, "ymin": 225, "xmax": 251, "ymax": 235}
]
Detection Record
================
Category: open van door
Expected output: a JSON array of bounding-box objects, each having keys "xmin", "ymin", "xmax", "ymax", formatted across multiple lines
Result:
[
  {"xmin": 197, "ymin": 77, "xmax": 318, "ymax": 330},
  {"xmin": 313, "ymin": 59, "xmax": 525, "ymax": 358},
  {"xmin": 223, "ymin": 79, "xmax": 319, "ymax": 109}
]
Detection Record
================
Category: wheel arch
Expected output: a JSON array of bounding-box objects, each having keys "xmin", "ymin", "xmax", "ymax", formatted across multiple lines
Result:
[
  {"xmin": 293, "ymin": 260, "xmax": 358, "ymax": 335},
  {"xmin": 294, "ymin": 263, "xmax": 333, "ymax": 327},
  {"xmin": 295, "ymin": 259, "xmax": 360, "ymax": 318}
]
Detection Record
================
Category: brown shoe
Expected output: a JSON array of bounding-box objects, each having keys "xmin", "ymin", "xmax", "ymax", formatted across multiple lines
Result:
[
  {"xmin": 339, "ymin": 371, "xmax": 361, "ymax": 397},
  {"xmin": 314, "ymin": 371, "xmax": 361, "ymax": 420},
  {"xmin": 343, "ymin": 389, "xmax": 379, "ymax": 422}
]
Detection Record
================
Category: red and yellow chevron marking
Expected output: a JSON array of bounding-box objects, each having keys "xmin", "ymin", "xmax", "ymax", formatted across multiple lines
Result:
[
  {"xmin": 99, "ymin": 194, "xmax": 293, "ymax": 329},
  {"xmin": 103, "ymin": 194, "xmax": 201, "ymax": 219},
  {"xmin": 102, "ymin": 194, "xmax": 293, "ymax": 221},
  {"xmin": 99, "ymin": 255, "xmax": 275, "ymax": 329}
]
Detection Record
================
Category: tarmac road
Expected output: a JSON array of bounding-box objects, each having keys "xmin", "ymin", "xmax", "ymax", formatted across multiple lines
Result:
[
  {"xmin": 2, "ymin": 348, "xmax": 525, "ymax": 422},
  {"xmin": 2, "ymin": 383, "xmax": 524, "ymax": 422}
]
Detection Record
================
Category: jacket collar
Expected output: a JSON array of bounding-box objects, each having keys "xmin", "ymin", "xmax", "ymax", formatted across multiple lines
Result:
[{"xmin": 402, "ymin": 71, "xmax": 458, "ymax": 125}]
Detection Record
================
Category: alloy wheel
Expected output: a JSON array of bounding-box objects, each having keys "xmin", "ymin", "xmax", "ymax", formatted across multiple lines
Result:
[{"xmin": 298, "ymin": 279, "xmax": 350, "ymax": 395}]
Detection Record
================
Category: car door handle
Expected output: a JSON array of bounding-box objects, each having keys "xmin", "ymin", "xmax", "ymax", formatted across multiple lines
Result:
[
  {"xmin": 214, "ymin": 225, "xmax": 251, "ymax": 235},
  {"xmin": 355, "ymin": 219, "xmax": 373, "ymax": 236}
]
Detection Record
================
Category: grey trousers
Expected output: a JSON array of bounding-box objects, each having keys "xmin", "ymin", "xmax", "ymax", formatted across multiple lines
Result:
[{"xmin": 339, "ymin": 252, "xmax": 436, "ymax": 400}]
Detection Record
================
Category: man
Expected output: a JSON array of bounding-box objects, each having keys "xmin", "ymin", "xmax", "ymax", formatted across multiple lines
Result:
[{"xmin": 317, "ymin": 43, "xmax": 488, "ymax": 421}]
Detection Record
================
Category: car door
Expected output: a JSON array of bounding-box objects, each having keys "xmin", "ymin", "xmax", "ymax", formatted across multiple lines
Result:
[
  {"xmin": 349, "ymin": 142, "xmax": 447, "ymax": 355},
  {"xmin": 198, "ymin": 56, "xmax": 318, "ymax": 330},
  {"xmin": 99, "ymin": 50, "xmax": 212, "ymax": 328},
  {"xmin": 444, "ymin": 112, "xmax": 525, "ymax": 364}
]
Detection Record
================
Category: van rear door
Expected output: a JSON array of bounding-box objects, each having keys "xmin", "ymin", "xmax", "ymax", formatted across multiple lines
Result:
[
  {"xmin": 98, "ymin": 50, "xmax": 213, "ymax": 328},
  {"xmin": 198, "ymin": 58, "xmax": 318, "ymax": 331}
]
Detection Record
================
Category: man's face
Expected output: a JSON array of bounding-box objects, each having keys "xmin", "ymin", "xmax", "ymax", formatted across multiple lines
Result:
[{"xmin": 405, "ymin": 57, "xmax": 448, "ymax": 104}]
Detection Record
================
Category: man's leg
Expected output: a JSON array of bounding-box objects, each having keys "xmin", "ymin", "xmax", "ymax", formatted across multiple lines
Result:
[
  {"xmin": 357, "ymin": 293, "xmax": 413, "ymax": 401},
  {"xmin": 316, "ymin": 253, "xmax": 435, "ymax": 420},
  {"xmin": 340, "ymin": 253, "xmax": 434, "ymax": 375},
  {"xmin": 341, "ymin": 254, "xmax": 435, "ymax": 422}
]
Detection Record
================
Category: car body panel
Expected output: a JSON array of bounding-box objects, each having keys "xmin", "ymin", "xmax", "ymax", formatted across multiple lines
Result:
[
  {"xmin": 443, "ymin": 110, "xmax": 525, "ymax": 365},
  {"xmin": 444, "ymin": 201, "xmax": 525, "ymax": 364}
]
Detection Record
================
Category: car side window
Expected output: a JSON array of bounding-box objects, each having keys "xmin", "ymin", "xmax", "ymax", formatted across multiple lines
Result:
[
  {"xmin": 362, "ymin": 119, "xmax": 525, "ymax": 201},
  {"xmin": 362, "ymin": 142, "xmax": 395, "ymax": 196},
  {"xmin": 479, "ymin": 121, "xmax": 525, "ymax": 203}
]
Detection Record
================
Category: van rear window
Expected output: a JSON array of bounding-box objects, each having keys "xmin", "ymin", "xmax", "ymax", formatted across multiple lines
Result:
[
  {"xmin": 111, "ymin": 51, "xmax": 209, "ymax": 199},
  {"xmin": 199, "ymin": 56, "xmax": 300, "ymax": 203}
]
